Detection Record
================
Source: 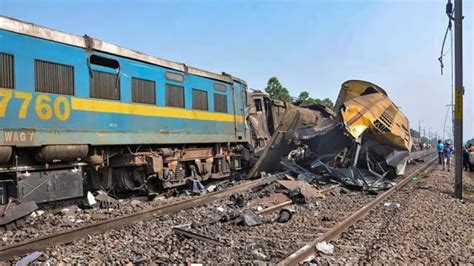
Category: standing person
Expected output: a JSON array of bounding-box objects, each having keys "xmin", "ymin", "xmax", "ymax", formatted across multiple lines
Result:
[
  {"xmin": 443, "ymin": 142, "xmax": 454, "ymax": 172},
  {"xmin": 437, "ymin": 140, "xmax": 444, "ymax": 165},
  {"xmin": 463, "ymin": 145, "xmax": 470, "ymax": 171}
]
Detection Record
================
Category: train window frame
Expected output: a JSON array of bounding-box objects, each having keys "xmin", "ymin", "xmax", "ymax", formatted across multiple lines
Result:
[
  {"xmin": 165, "ymin": 71, "xmax": 184, "ymax": 83},
  {"xmin": 34, "ymin": 59, "xmax": 75, "ymax": 95},
  {"xmin": 0, "ymin": 52, "xmax": 15, "ymax": 89},
  {"xmin": 192, "ymin": 89, "xmax": 208, "ymax": 111},
  {"xmin": 214, "ymin": 93, "xmax": 228, "ymax": 113},
  {"xmin": 89, "ymin": 54, "xmax": 120, "ymax": 70},
  {"xmin": 132, "ymin": 77, "xmax": 156, "ymax": 105},
  {"xmin": 90, "ymin": 70, "xmax": 120, "ymax": 101},
  {"xmin": 165, "ymin": 84, "xmax": 185, "ymax": 108},
  {"xmin": 213, "ymin": 83, "xmax": 227, "ymax": 92},
  {"xmin": 254, "ymin": 98, "xmax": 263, "ymax": 112}
]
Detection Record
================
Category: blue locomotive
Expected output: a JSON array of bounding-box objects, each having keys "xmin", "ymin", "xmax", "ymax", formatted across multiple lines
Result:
[{"xmin": 0, "ymin": 16, "xmax": 250, "ymax": 204}]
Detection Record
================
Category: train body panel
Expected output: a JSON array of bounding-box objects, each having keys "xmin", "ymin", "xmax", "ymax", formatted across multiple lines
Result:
[
  {"xmin": 0, "ymin": 16, "xmax": 250, "ymax": 204},
  {"xmin": 0, "ymin": 27, "xmax": 248, "ymax": 146}
]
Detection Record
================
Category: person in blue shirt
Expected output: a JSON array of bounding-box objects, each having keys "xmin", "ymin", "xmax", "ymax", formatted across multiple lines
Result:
[
  {"xmin": 437, "ymin": 140, "xmax": 444, "ymax": 165},
  {"xmin": 443, "ymin": 142, "xmax": 454, "ymax": 171}
]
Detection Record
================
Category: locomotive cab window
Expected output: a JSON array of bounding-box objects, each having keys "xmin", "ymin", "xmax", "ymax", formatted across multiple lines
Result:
[
  {"xmin": 213, "ymin": 83, "xmax": 227, "ymax": 92},
  {"xmin": 89, "ymin": 54, "xmax": 120, "ymax": 69},
  {"xmin": 132, "ymin": 77, "xmax": 156, "ymax": 105},
  {"xmin": 35, "ymin": 59, "xmax": 74, "ymax": 95},
  {"xmin": 165, "ymin": 71, "xmax": 184, "ymax": 83},
  {"xmin": 166, "ymin": 84, "xmax": 184, "ymax": 108},
  {"xmin": 214, "ymin": 93, "xmax": 228, "ymax": 113},
  {"xmin": 192, "ymin": 89, "xmax": 208, "ymax": 111},
  {"xmin": 0, "ymin": 52, "xmax": 15, "ymax": 89}
]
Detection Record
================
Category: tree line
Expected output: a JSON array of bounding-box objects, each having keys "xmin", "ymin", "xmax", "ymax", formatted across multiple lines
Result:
[{"xmin": 263, "ymin": 77, "xmax": 334, "ymax": 108}]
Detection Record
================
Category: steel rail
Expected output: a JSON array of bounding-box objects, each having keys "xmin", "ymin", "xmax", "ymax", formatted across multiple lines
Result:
[
  {"xmin": 278, "ymin": 155, "xmax": 437, "ymax": 265},
  {"xmin": 0, "ymin": 173, "xmax": 286, "ymax": 260}
]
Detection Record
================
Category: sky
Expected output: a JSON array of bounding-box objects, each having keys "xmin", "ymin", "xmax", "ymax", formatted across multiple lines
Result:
[{"xmin": 1, "ymin": 0, "xmax": 473, "ymax": 140}]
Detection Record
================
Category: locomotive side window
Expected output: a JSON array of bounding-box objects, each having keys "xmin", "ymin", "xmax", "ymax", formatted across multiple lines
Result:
[
  {"xmin": 0, "ymin": 52, "xmax": 15, "ymax": 89},
  {"xmin": 35, "ymin": 59, "xmax": 74, "ymax": 95},
  {"xmin": 132, "ymin": 77, "xmax": 156, "ymax": 105},
  {"xmin": 165, "ymin": 71, "xmax": 184, "ymax": 83},
  {"xmin": 90, "ymin": 70, "xmax": 120, "ymax": 100},
  {"xmin": 213, "ymin": 83, "xmax": 226, "ymax": 92},
  {"xmin": 214, "ymin": 93, "xmax": 227, "ymax": 113},
  {"xmin": 89, "ymin": 54, "xmax": 120, "ymax": 69},
  {"xmin": 166, "ymin": 84, "xmax": 184, "ymax": 108},
  {"xmin": 192, "ymin": 89, "xmax": 208, "ymax": 111}
]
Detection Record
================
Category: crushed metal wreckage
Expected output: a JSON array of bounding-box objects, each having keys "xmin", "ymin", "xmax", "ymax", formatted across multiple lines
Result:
[{"xmin": 250, "ymin": 80, "xmax": 412, "ymax": 193}]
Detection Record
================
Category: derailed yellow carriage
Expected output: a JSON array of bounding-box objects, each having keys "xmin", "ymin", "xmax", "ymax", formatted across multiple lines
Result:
[{"xmin": 249, "ymin": 79, "xmax": 413, "ymax": 188}]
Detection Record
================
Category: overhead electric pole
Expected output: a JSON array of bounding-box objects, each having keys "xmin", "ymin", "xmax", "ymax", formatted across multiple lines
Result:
[
  {"xmin": 418, "ymin": 120, "xmax": 423, "ymax": 141},
  {"xmin": 453, "ymin": 0, "xmax": 463, "ymax": 199}
]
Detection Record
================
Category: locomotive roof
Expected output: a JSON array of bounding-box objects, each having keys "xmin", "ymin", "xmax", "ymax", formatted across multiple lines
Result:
[{"xmin": 0, "ymin": 15, "xmax": 246, "ymax": 85}]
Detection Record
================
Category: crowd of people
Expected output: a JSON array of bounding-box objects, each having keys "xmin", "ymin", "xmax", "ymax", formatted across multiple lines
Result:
[{"xmin": 435, "ymin": 139, "xmax": 473, "ymax": 172}]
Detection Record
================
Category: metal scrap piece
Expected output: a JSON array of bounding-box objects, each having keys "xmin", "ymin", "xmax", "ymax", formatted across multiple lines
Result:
[
  {"xmin": 172, "ymin": 227, "xmax": 222, "ymax": 246},
  {"xmin": 276, "ymin": 180, "xmax": 322, "ymax": 199},
  {"xmin": 0, "ymin": 199, "xmax": 37, "ymax": 229}
]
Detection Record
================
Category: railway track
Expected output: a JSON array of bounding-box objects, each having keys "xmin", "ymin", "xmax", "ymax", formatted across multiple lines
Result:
[
  {"xmin": 278, "ymin": 153, "xmax": 437, "ymax": 265},
  {"xmin": 1, "ymin": 152, "xmax": 436, "ymax": 262},
  {"xmin": 0, "ymin": 172, "xmax": 287, "ymax": 260}
]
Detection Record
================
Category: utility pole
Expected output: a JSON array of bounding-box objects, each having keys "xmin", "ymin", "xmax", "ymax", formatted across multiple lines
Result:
[
  {"xmin": 453, "ymin": 0, "xmax": 463, "ymax": 199},
  {"xmin": 418, "ymin": 120, "xmax": 423, "ymax": 142},
  {"xmin": 450, "ymin": 0, "xmax": 463, "ymax": 199}
]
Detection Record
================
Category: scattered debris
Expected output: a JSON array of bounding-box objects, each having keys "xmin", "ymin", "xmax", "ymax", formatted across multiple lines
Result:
[
  {"xmin": 252, "ymin": 250, "xmax": 267, "ymax": 259},
  {"xmin": 206, "ymin": 185, "xmax": 217, "ymax": 193},
  {"xmin": 235, "ymin": 209, "xmax": 263, "ymax": 227},
  {"xmin": 0, "ymin": 199, "xmax": 38, "ymax": 230},
  {"xmin": 30, "ymin": 210, "xmax": 45, "ymax": 218},
  {"xmin": 276, "ymin": 180, "xmax": 322, "ymax": 199},
  {"xmin": 407, "ymin": 157, "xmax": 425, "ymax": 165},
  {"xmin": 187, "ymin": 178, "xmax": 205, "ymax": 193},
  {"xmin": 316, "ymin": 241, "xmax": 335, "ymax": 255},
  {"xmin": 95, "ymin": 190, "xmax": 115, "ymax": 202},
  {"xmin": 229, "ymin": 194, "xmax": 246, "ymax": 208},
  {"xmin": 86, "ymin": 191, "xmax": 97, "ymax": 206},
  {"xmin": 173, "ymin": 227, "xmax": 222, "ymax": 246},
  {"xmin": 60, "ymin": 205, "xmax": 78, "ymax": 217},
  {"xmin": 276, "ymin": 208, "xmax": 294, "ymax": 223},
  {"xmin": 15, "ymin": 251, "xmax": 42, "ymax": 266},
  {"xmin": 249, "ymin": 192, "xmax": 291, "ymax": 208},
  {"xmin": 256, "ymin": 201, "xmax": 293, "ymax": 215},
  {"xmin": 287, "ymin": 188, "xmax": 308, "ymax": 204},
  {"xmin": 383, "ymin": 202, "xmax": 401, "ymax": 208}
]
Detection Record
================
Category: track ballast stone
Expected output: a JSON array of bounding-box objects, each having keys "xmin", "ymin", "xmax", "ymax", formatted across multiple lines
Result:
[{"xmin": 313, "ymin": 165, "xmax": 474, "ymax": 265}]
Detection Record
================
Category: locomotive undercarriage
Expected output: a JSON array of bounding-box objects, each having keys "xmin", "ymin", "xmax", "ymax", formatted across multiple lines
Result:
[
  {"xmin": 0, "ymin": 143, "xmax": 247, "ymax": 204},
  {"xmin": 88, "ymin": 144, "xmax": 245, "ymax": 194}
]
